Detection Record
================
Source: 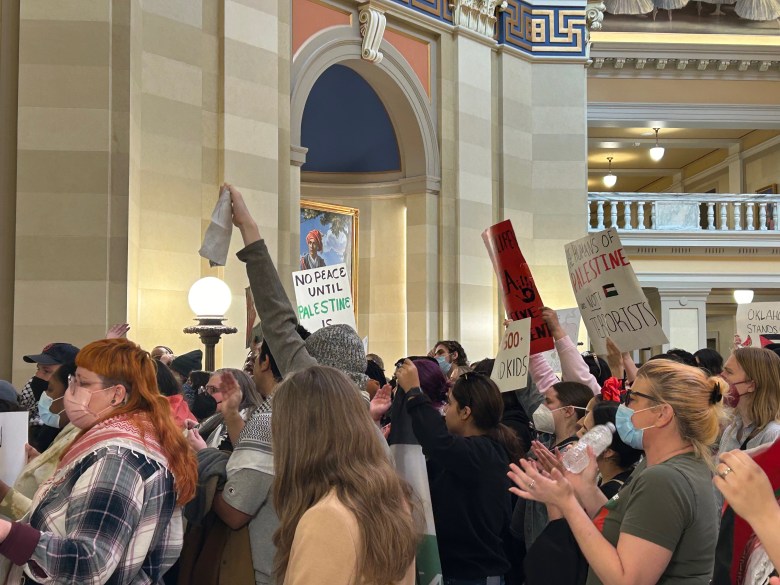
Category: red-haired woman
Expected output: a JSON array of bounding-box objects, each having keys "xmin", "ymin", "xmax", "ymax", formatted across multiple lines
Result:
[{"xmin": 0, "ymin": 338, "xmax": 197, "ymax": 584}]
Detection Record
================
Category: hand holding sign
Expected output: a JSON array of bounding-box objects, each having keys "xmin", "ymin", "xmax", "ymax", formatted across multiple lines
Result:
[{"xmin": 483, "ymin": 220, "xmax": 554, "ymax": 355}]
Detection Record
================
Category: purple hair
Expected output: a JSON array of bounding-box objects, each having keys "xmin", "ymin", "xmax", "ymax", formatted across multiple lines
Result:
[{"xmin": 414, "ymin": 359, "xmax": 450, "ymax": 408}]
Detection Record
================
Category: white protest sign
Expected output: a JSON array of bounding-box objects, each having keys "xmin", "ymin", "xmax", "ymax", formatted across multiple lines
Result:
[
  {"xmin": 736, "ymin": 302, "xmax": 780, "ymax": 347},
  {"xmin": 293, "ymin": 263, "xmax": 356, "ymax": 333},
  {"xmin": 543, "ymin": 308, "xmax": 582, "ymax": 375},
  {"xmin": 0, "ymin": 411, "xmax": 28, "ymax": 486},
  {"xmin": 492, "ymin": 318, "xmax": 531, "ymax": 392},
  {"xmin": 565, "ymin": 228, "xmax": 667, "ymax": 354}
]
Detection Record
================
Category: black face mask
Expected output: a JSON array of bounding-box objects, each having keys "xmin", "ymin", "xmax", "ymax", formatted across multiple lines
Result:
[
  {"xmin": 191, "ymin": 392, "xmax": 218, "ymax": 422},
  {"xmin": 30, "ymin": 376, "xmax": 49, "ymax": 401}
]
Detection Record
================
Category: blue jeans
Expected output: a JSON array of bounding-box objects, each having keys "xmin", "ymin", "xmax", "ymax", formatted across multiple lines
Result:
[{"xmin": 443, "ymin": 578, "xmax": 505, "ymax": 585}]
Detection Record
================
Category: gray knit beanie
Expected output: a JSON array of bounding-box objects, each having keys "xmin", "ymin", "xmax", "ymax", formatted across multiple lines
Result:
[{"xmin": 305, "ymin": 324, "xmax": 369, "ymax": 392}]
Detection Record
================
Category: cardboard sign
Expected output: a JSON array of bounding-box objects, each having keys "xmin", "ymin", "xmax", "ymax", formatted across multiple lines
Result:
[
  {"xmin": 736, "ymin": 303, "xmax": 780, "ymax": 347},
  {"xmin": 245, "ymin": 286, "xmax": 258, "ymax": 349},
  {"xmin": 492, "ymin": 318, "xmax": 531, "ymax": 392},
  {"xmin": 0, "ymin": 411, "xmax": 28, "ymax": 487},
  {"xmin": 565, "ymin": 228, "xmax": 667, "ymax": 354},
  {"xmin": 293, "ymin": 263, "xmax": 356, "ymax": 333},
  {"xmin": 482, "ymin": 220, "xmax": 554, "ymax": 355},
  {"xmin": 543, "ymin": 308, "xmax": 583, "ymax": 375}
]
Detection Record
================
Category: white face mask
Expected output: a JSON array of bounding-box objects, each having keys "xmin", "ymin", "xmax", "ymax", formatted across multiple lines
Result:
[
  {"xmin": 38, "ymin": 392, "xmax": 64, "ymax": 428},
  {"xmin": 532, "ymin": 403, "xmax": 587, "ymax": 435}
]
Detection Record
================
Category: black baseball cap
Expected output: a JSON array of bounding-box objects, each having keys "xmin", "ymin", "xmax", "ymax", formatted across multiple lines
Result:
[{"xmin": 23, "ymin": 343, "xmax": 80, "ymax": 365}]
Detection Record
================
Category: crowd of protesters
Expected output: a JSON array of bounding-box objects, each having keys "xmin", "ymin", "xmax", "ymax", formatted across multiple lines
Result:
[{"xmin": 0, "ymin": 183, "xmax": 778, "ymax": 585}]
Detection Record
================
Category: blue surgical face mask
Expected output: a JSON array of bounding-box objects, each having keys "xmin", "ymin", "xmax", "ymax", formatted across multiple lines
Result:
[
  {"xmin": 38, "ymin": 392, "xmax": 64, "ymax": 428},
  {"xmin": 615, "ymin": 403, "xmax": 656, "ymax": 450},
  {"xmin": 436, "ymin": 355, "xmax": 452, "ymax": 375}
]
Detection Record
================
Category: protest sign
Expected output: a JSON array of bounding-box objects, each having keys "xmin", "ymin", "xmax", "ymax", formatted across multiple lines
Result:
[
  {"xmin": 293, "ymin": 263, "xmax": 356, "ymax": 333},
  {"xmin": 245, "ymin": 286, "xmax": 258, "ymax": 349},
  {"xmin": 565, "ymin": 228, "xmax": 667, "ymax": 354},
  {"xmin": 482, "ymin": 220, "xmax": 554, "ymax": 354},
  {"xmin": 543, "ymin": 308, "xmax": 582, "ymax": 375},
  {"xmin": 492, "ymin": 318, "xmax": 531, "ymax": 392},
  {"xmin": 0, "ymin": 411, "xmax": 28, "ymax": 487},
  {"xmin": 736, "ymin": 302, "xmax": 780, "ymax": 347}
]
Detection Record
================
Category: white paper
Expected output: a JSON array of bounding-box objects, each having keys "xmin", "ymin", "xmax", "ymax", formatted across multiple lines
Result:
[
  {"xmin": 0, "ymin": 411, "xmax": 29, "ymax": 487},
  {"xmin": 565, "ymin": 228, "xmax": 668, "ymax": 354},
  {"xmin": 198, "ymin": 187, "xmax": 233, "ymax": 267},
  {"xmin": 736, "ymin": 302, "xmax": 780, "ymax": 347},
  {"xmin": 542, "ymin": 308, "xmax": 582, "ymax": 375},
  {"xmin": 292, "ymin": 263, "xmax": 357, "ymax": 333},
  {"xmin": 491, "ymin": 318, "xmax": 531, "ymax": 392}
]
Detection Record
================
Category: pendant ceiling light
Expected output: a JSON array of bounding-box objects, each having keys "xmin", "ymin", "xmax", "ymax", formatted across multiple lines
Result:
[
  {"xmin": 603, "ymin": 156, "xmax": 617, "ymax": 188},
  {"xmin": 649, "ymin": 128, "xmax": 665, "ymax": 162}
]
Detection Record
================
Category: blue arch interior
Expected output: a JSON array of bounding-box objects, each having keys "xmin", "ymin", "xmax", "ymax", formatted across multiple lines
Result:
[{"xmin": 301, "ymin": 65, "xmax": 401, "ymax": 173}]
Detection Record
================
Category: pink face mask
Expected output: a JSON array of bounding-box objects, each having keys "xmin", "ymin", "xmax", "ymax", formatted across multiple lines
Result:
[{"xmin": 63, "ymin": 384, "xmax": 118, "ymax": 429}]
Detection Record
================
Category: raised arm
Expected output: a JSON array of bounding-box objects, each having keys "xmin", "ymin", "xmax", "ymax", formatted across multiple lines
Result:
[{"xmin": 228, "ymin": 184, "xmax": 316, "ymax": 375}]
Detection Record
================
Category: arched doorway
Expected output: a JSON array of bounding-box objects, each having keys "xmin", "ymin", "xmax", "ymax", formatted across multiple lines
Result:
[{"xmin": 290, "ymin": 30, "xmax": 440, "ymax": 360}]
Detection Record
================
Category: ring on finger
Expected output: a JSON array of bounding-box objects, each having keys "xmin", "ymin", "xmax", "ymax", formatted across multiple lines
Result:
[
  {"xmin": 718, "ymin": 466, "xmax": 733, "ymax": 479},
  {"xmin": 527, "ymin": 480, "xmax": 536, "ymax": 490}
]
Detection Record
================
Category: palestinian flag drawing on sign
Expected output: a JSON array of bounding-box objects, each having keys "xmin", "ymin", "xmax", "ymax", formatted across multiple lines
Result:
[{"xmin": 387, "ymin": 389, "xmax": 443, "ymax": 585}]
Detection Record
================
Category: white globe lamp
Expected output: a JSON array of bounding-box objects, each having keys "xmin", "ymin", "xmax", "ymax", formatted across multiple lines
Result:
[
  {"xmin": 649, "ymin": 128, "xmax": 665, "ymax": 162},
  {"xmin": 188, "ymin": 277, "xmax": 232, "ymax": 317},
  {"xmin": 184, "ymin": 277, "xmax": 237, "ymax": 371},
  {"xmin": 603, "ymin": 156, "xmax": 617, "ymax": 189},
  {"xmin": 733, "ymin": 289, "xmax": 754, "ymax": 305}
]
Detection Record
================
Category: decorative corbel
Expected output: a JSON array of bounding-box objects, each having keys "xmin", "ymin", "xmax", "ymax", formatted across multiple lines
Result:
[
  {"xmin": 586, "ymin": 1, "xmax": 606, "ymax": 33},
  {"xmin": 451, "ymin": 0, "xmax": 506, "ymax": 37},
  {"xmin": 358, "ymin": 5, "xmax": 386, "ymax": 64}
]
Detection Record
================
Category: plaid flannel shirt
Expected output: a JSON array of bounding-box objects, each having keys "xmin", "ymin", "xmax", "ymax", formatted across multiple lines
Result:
[{"xmin": 24, "ymin": 445, "xmax": 182, "ymax": 585}]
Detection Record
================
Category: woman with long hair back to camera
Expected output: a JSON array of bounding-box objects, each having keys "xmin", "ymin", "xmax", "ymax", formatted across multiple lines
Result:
[
  {"xmin": 510, "ymin": 359, "xmax": 724, "ymax": 585},
  {"xmin": 271, "ymin": 365, "xmax": 421, "ymax": 585},
  {"xmin": 0, "ymin": 338, "xmax": 197, "ymax": 584}
]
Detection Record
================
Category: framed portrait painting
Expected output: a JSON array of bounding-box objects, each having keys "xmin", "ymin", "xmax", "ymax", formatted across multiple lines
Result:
[{"xmin": 299, "ymin": 200, "xmax": 359, "ymax": 302}]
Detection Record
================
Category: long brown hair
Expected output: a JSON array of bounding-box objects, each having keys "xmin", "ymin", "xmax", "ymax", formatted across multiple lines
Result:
[
  {"xmin": 733, "ymin": 347, "xmax": 780, "ymax": 430},
  {"xmin": 72, "ymin": 338, "xmax": 197, "ymax": 504},
  {"xmin": 272, "ymin": 366, "xmax": 421, "ymax": 584}
]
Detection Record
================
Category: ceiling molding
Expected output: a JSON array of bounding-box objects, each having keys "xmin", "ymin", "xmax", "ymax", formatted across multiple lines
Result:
[
  {"xmin": 587, "ymin": 168, "xmax": 679, "ymax": 176},
  {"xmin": 588, "ymin": 41, "xmax": 780, "ymax": 80},
  {"xmin": 637, "ymin": 272, "xmax": 780, "ymax": 289},
  {"xmin": 589, "ymin": 137, "xmax": 739, "ymax": 149},
  {"xmin": 588, "ymin": 103, "xmax": 780, "ymax": 129}
]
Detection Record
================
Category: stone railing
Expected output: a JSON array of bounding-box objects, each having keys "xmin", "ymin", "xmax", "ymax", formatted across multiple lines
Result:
[{"xmin": 588, "ymin": 192, "xmax": 780, "ymax": 232}]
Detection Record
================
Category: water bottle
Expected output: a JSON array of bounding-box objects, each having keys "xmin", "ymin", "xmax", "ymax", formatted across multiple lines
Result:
[{"xmin": 563, "ymin": 422, "xmax": 616, "ymax": 474}]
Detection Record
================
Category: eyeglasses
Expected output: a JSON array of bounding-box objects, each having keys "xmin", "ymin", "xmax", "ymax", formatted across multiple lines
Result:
[
  {"xmin": 203, "ymin": 385, "xmax": 221, "ymax": 396},
  {"xmin": 624, "ymin": 389, "xmax": 662, "ymax": 407},
  {"xmin": 67, "ymin": 374, "xmax": 111, "ymax": 390}
]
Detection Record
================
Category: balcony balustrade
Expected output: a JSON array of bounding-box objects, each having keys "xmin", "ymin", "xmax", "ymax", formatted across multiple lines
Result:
[{"xmin": 588, "ymin": 193, "xmax": 780, "ymax": 232}]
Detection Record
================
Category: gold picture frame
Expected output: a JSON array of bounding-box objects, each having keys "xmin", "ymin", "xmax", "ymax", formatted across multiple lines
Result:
[
  {"xmin": 299, "ymin": 200, "xmax": 359, "ymax": 318},
  {"xmin": 757, "ymin": 184, "xmax": 777, "ymax": 195}
]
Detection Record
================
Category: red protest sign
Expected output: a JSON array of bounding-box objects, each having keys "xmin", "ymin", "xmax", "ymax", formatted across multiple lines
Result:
[{"xmin": 482, "ymin": 220, "xmax": 554, "ymax": 355}]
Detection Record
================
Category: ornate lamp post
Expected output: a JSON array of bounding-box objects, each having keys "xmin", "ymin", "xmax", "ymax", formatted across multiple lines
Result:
[{"xmin": 184, "ymin": 277, "xmax": 237, "ymax": 371}]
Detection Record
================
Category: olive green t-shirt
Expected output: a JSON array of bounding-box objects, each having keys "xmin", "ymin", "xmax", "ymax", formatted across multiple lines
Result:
[{"xmin": 587, "ymin": 453, "xmax": 718, "ymax": 585}]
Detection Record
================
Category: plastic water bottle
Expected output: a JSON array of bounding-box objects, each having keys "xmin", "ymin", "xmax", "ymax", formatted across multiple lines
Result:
[{"xmin": 563, "ymin": 422, "xmax": 616, "ymax": 474}]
